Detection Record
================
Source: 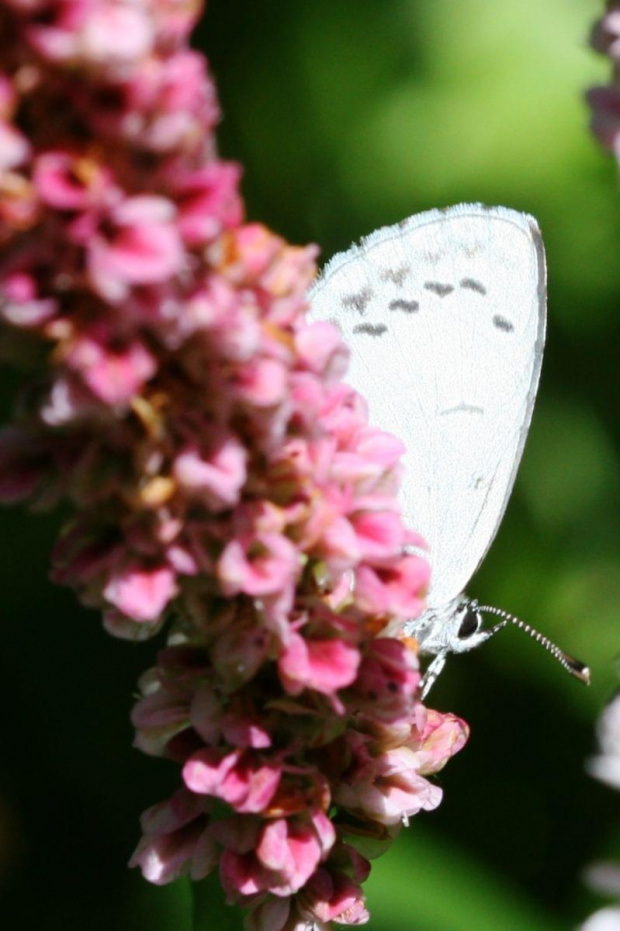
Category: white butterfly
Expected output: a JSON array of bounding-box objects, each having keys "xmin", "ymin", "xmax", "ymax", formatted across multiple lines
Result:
[{"xmin": 310, "ymin": 204, "xmax": 589, "ymax": 696}]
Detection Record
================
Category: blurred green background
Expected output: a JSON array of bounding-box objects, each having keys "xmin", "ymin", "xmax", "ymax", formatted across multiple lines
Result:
[{"xmin": 3, "ymin": 0, "xmax": 620, "ymax": 928}]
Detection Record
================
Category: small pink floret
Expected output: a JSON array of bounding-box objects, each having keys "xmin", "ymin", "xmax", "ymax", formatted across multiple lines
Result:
[
  {"xmin": 104, "ymin": 564, "xmax": 177, "ymax": 622},
  {"xmin": 278, "ymin": 630, "xmax": 361, "ymax": 698}
]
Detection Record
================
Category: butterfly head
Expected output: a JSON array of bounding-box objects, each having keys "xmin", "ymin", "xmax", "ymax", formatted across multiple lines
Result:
[
  {"xmin": 407, "ymin": 596, "xmax": 500, "ymax": 657},
  {"xmin": 409, "ymin": 595, "xmax": 590, "ymax": 699}
]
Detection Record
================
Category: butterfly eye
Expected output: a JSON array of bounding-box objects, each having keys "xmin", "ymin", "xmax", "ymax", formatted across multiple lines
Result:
[{"xmin": 457, "ymin": 605, "xmax": 482, "ymax": 639}]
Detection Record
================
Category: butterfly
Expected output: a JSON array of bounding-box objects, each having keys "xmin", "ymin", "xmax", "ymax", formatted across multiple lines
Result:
[{"xmin": 309, "ymin": 204, "xmax": 589, "ymax": 697}]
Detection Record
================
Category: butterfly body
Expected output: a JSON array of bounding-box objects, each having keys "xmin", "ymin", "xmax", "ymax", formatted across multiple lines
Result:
[{"xmin": 406, "ymin": 596, "xmax": 498, "ymax": 696}]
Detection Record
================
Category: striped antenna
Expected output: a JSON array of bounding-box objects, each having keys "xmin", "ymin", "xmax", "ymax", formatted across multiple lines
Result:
[{"xmin": 477, "ymin": 604, "xmax": 590, "ymax": 685}]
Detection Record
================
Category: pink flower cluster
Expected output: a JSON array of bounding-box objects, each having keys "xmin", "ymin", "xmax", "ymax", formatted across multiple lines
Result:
[
  {"xmin": 588, "ymin": 3, "xmax": 620, "ymax": 159},
  {"xmin": 0, "ymin": 0, "xmax": 468, "ymax": 926}
]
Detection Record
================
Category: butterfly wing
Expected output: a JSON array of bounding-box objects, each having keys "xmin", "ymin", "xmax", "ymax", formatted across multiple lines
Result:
[{"xmin": 309, "ymin": 204, "xmax": 546, "ymax": 609}]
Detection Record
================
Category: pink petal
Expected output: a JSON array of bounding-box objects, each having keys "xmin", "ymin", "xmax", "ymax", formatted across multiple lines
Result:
[
  {"xmin": 173, "ymin": 434, "xmax": 247, "ymax": 509},
  {"xmin": 278, "ymin": 631, "xmax": 360, "ymax": 697},
  {"xmin": 103, "ymin": 564, "xmax": 177, "ymax": 622}
]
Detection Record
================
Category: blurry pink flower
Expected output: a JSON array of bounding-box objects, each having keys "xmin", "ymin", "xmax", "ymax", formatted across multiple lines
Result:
[
  {"xmin": 27, "ymin": 0, "xmax": 155, "ymax": 68},
  {"xmin": 347, "ymin": 638, "xmax": 420, "ymax": 721},
  {"xmin": 90, "ymin": 49, "xmax": 218, "ymax": 153},
  {"xmin": 591, "ymin": 4, "xmax": 620, "ymax": 57},
  {"xmin": 355, "ymin": 553, "xmax": 430, "ymax": 618},
  {"xmin": 33, "ymin": 150, "xmax": 114, "ymax": 212},
  {"xmin": 220, "ymin": 810, "xmax": 335, "ymax": 900},
  {"xmin": 173, "ymin": 431, "xmax": 247, "ymax": 510},
  {"xmin": 256, "ymin": 816, "xmax": 330, "ymax": 896},
  {"xmin": 295, "ymin": 320, "xmax": 349, "ymax": 384},
  {"xmin": 587, "ymin": 86, "xmax": 620, "ymax": 157},
  {"xmin": 233, "ymin": 357, "xmax": 289, "ymax": 407},
  {"xmin": 0, "ymin": 268, "xmax": 57, "ymax": 328},
  {"xmin": 0, "ymin": 427, "xmax": 47, "ymax": 501},
  {"xmin": 183, "ymin": 748, "xmax": 282, "ymax": 814},
  {"xmin": 349, "ymin": 500, "xmax": 404, "ymax": 561},
  {"xmin": 335, "ymin": 742, "xmax": 442, "ymax": 826},
  {"xmin": 409, "ymin": 709, "xmax": 470, "ymax": 775},
  {"xmin": 299, "ymin": 866, "xmax": 370, "ymax": 925},
  {"xmin": 0, "ymin": 120, "xmax": 30, "ymax": 169},
  {"xmin": 278, "ymin": 629, "xmax": 361, "ymax": 699},
  {"xmin": 51, "ymin": 519, "xmax": 124, "ymax": 590},
  {"xmin": 317, "ymin": 510, "xmax": 362, "ymax": 573},
  {"xmin": 218, "ymin": 530, "xmax": 300, "ymax": 598},
  {"xmin": 172, "ymin": 162, "xmax": 243, "ymax": 245},
  {"xmin": 131, "ymin": 680, "xmax": 193, "ymax": 757},
  {"xmin": 64, "ymin": 332, "xmax": 157, "ymax": 405},
  {"xmin": 103, "ymin": 562, "xmax": 177, "ymax": 622},
  {"xmin": 206, "ymin": 608, "xmax": 273, "ymax": 690},
  {"xmin": 86, "ymin": 196, "xmax": 184, "ymax": 301},
  {"xmin": 129, "ymin": 787, "xmax": 217, "ymax": 884}
]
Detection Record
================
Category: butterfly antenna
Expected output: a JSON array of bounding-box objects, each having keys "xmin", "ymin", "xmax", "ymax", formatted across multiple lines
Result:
[{"xmin": 477, "ymin": 604, "xmax": 590, "ymax": 685}]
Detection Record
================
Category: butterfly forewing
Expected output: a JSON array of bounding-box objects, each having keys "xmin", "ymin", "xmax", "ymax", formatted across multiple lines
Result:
[{"xmin": 309, "ymin": 205, "xmax": 546, "ymax": 608}]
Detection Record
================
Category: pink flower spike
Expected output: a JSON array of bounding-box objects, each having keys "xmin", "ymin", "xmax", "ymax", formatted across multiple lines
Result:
[
  {"xmin": 103, "ymin": 563, "xmax": 177, "ymax": 623},
  {"xmin": 0, "ymin": 0, "xmax": 470, "ymax": 918}
]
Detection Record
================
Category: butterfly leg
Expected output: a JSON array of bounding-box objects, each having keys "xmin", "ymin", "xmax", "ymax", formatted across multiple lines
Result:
[{"xmin": 420, "ymin": 652, "xmax": 447, "ymax": 700}]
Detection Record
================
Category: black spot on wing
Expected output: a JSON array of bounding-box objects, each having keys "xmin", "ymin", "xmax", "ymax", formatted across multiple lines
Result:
[
  {"xmin": 460, "ymin": 277, "xmax": 486, "ymax": 295},
  {"xmin": 353, "ymin": 323, "xmax": 387, "ymax": 337},
  {"xmin": 493, "ymin": 314, "xmax": 513, "ymax": 332},
  {"xmin": 342, "ymin": 286, "xmax": 373, "ymax": 314},
  {"xmin": 424, "ymin": 281, "xmax": 454, "ymax": 297},
  {"xmin": 380, "ymin": 265, "xmax": 410, "ymax": 286},
  {"xmin": 389, "ymin": 299, "xmax": 419, "ymax": 313}
]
